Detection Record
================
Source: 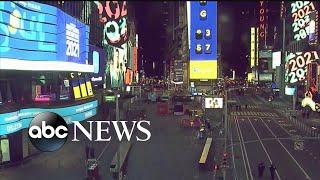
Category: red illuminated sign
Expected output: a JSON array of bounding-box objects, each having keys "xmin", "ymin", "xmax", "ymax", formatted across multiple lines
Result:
[
  {"xmin": 259, "ymin": 1, "xmax": 266, "ymax": 47},
  {"xmin": 133, "ymin": 47, "xmax": 138, "ymax": 72}
]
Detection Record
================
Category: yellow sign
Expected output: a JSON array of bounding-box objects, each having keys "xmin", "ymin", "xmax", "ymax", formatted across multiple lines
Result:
[
  {"xmin": 190, "ymin": 61, "xmax": 217, "ymax": 79},
  {"xmin": 250, "ymin": 27, "xmax": 255, "ymax": 68},
  {"xmin": 256, "ymin": 27, "xmax": 259, "ymax": 66},
  {"xmin": 86, "ymin": 81, "xmax": 94, "ymax": 96},
  {"xmin": 247, "ymin": 73, "xmax": 253, "ymax": 82}
]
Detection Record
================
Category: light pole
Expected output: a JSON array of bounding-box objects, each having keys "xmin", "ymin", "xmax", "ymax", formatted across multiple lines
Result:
[{"xmin": 116, "ymin": 93, "xmax": 121, "ymax": 179}]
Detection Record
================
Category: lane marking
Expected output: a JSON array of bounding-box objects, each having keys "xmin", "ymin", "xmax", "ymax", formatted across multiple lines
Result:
[
  {"xmin": 259, "ymin": 117, "xmax": 311, "ymax": 180},
  {"xmin": 247, "ymin": 117, "xmax": 281, "ymax": 180},
  {"xmin": 234, "ymin": 116, "xmax": 250, "ymax": 180}
]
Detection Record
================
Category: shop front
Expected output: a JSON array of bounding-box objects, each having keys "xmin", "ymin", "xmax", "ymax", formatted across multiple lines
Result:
[{"xmin": 0, "ymin": 1, "xmax": 97, "ymax": 165}]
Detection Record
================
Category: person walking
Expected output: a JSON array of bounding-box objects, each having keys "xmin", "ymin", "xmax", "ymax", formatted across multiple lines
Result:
[
  {"xmin": 269, "ymin": 164, "xmax": 276, "ymax": 180},
  {"xmin": 257, "ymin": 162, "xmax": 265, "ymax": 178}
]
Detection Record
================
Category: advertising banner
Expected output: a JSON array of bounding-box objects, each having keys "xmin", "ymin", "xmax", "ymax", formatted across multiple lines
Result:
[
  {"xmin": 250, "ymin": 27, "xmax": 256, "ymax": 68},
  {"xmin": 88, "ymin": 45, "xmax": 106, "ymax": 86},
  {"xmin": 187, "ymin": 1, "xmax": 218, "ymax": 79},
  {"xmin": 205, "ymin": 97, "xmax": 223, "ymax": 109},
  {"xmin": 285, "ymin": 51, "xmax": 320, "ymax": 84},
  {"xmin": 0, "ymin": 1, "xmax": 91, "ymax": 72},
  {"xmin": 94, "ymin": 1, "xmax": 129, "ymax": 48},
  {"xmin": 289, "ymin": 1, "xmax": 317, "ymax": 42},
  {"xmin": 259, "ymin": 73, "xmax": 273, "ymax": 82},
  {"xmin": 133, "ymin": 47, "xmax": 138, "ymax": 72},
  {"xmin": 272, "ymin": 51, "xmax": 281, "ymax": 69}
]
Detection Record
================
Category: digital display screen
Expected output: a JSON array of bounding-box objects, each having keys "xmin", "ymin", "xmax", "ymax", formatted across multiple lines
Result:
[
  {"xmin": 205, "ymin": 97, "xmax": 223, "ymax": 109},
  {"xmin": 187, "ymin": 1, "xmax": 218, "ymax": 79},
  {"xmin": 88, "ymin": 45, "xmax": 106, "ymax": 85},
  {"xmin": 0, "ymin": 1, "xmax": 91, "ymax": 72},
  {"xmin": 285, "ymin": 51, "xmax": 320, "ymax": 84},
  {"xmin": 290, "ymin": 1, "xmax": 316, "ymax": 41},
  {"xmin": 94, "ymin": 1, "xmax": 128, "ymax": 48},
  {"xmin": 272, "ymin": 51, "xmax": 281, "ymax": 69}
]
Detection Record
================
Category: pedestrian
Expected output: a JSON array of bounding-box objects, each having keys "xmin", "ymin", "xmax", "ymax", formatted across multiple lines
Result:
[
  {"xmin": 269, "ymin": 164, "xmax": 276, "ymax": 180},
  {"xmin": 257, "ymin": 162, "xmax": 265, "ymax": 178},
  {"xmin": 245, "ymin": 104, "xmax": 248, "ymax": 109},
  {"xmin": 85, "ymin": 143, "xmax": 90, "ymax": 160}
]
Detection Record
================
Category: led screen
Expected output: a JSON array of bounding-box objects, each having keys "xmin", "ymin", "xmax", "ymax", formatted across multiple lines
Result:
[
  {"xmin": 105, "ymin": 44, "xmax": 127, "ymax": 88},
  {"xmin": 94, "ymin": 1, "xmax": 128, "ymax": 48},
  {"xmin": 187, "ymin": 1, "xmax": 217, "ymax": 79},
  {"xmin": 205, "ymin": 97, "xmax": 223, "ymax": 109},
  {"xmin": 285, "ymin": 51, "xmax": 320, "ymax": 84},
  {"xmin": 0, "ymin": 1, "xmax": 91, "ymax": 71},
  {"xmin": 272, "ymin": 51, "xmax": 281, "ymax": 69},
  {"xmin": 88, "ymin": 45, "xmax": 106, "ymax": 85},
  {"xmin": 285, "ymin": 86, "xmax": 296, "ymax": 95},
  {"xmin": 290, "ymin": 1, "xmax": 316, "ymax": 41}
]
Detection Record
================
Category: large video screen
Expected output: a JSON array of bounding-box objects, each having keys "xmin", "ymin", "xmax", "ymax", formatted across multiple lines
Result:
[
  {"xmin": 285, "ymin": 51, "xmax": 320, "ymax": 84},
  {"xmin": 289, "ymin": 1, "xmax": 317, "ymax": 42},
  {"xmin": 205, "ymin": 97, "xmax": 223, "ymax": 109},
  {"xmin": 187, "ymin": 1, "xmax": 218, "ymax": 80},
  {"xmin": 0, "ymin": 1, "xmax": 91, "ymax": 72}
]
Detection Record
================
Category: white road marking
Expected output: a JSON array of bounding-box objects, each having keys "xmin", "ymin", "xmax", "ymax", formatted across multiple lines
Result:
[
  {"xmin": 234, "ymin": 116, "xmax": 250, "ymax": 180},
  {"xmin": 259, "ymin": 117, "xmax": 311, "ymax": 180},
  {"xmin": 246, "ymin": 117, "xmax": 281, "ymax": 180},
  {"xmin": 235, "ymin": 116, "xmax": 253, "ymax": 180}
]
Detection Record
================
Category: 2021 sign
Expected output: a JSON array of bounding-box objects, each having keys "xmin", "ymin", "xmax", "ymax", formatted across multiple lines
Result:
[
  {"xmin": 290, "ymin": 1, "xmax": 316, "ymax": 41},
  {"xmin": 286, "ymin": 51, "xmax": 319, "ymax": 84}
]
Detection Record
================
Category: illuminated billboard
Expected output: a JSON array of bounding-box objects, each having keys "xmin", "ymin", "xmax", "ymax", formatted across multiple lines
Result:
[
  {"xmin": 250, "ymin": 27, "xmax": 256, "ymax": 68},
  {"xmin": 272, "ymin": 51, "xmax": 281, "ymax": 69},
  {"xmin": 308, "ymin": 10, "xmax": 318, "ymax": 45},
  {"xmin": 205, "ymin": 97, "xmax": 223, "ymax": 109},
  {"xmin": 285, "ymin": 51, "xmax": 320, "ymax": 84},
  {"xmin": 259, "ymin": 1, "xmax": 266, "ymax": 48},
  {"xmin": 88, "ymin": 45, "xmax": 106, "ymax": 86},
  {"xmin": 187, "ymin": 1, "xmax": 217, "ymax": 80},
  {"xmin": 0, "ymin": 1, "xmax": 91, "ymax": 72},
  {"xmin": 290, "ymin": 1, "xmax": 316, "ymax": 41},
  {"xmin": 94, "ymin": 1, "xmax": 128, "ymax": 48}
]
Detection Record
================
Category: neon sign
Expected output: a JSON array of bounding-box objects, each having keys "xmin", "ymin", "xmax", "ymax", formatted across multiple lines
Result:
[
  {"xmin": 94, "ymin": 1, "xmax": 128, "ymax": 48},
  {"xmin": 290, "ymin": 1, "xmax": 316, "ymax": 41},
  {"xmin": 259, "ymin": 1, "xmax": 266, "ymax": 41},
  {"xmin": 285, "ymin": 51, "xmax": 319, "ymax": 84}
]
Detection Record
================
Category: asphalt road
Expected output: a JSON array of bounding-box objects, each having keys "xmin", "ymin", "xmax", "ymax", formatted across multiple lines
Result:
[{"xmin": 230, "ymin": 91, "xmax": 320, "ymax": 180}]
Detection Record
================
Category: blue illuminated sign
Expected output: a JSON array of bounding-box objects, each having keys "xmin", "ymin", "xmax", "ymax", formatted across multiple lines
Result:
[
  {"xmin": 0, "ymin": 1, "xmax": 90, "ymax": 69},
  {"xmin": 0, "ymin": 100, "xmax": 98, "ymax": 135},
  {"xmin": 189, "ymin": 1, "xmax": 217, "ymax": 61}
]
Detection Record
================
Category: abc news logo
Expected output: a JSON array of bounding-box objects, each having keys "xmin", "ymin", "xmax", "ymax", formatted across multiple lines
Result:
[{"xmin": 29, "ymin": 112, "xmax": 151, "ymax": 152}]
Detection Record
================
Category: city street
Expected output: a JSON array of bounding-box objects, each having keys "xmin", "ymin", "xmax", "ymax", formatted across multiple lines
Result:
[
  {"xmin": 0, "ymin": 98, "xmax": 215, "ymax": 180},
  {"xmin": 230, "ymin": 91, "xmax": 320, "ymax": 180}
]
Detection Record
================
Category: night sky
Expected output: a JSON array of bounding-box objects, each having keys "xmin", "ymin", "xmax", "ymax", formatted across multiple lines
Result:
[{"xmin": 133, "ymin": 1, "xmax": 257, "ymax": 78}]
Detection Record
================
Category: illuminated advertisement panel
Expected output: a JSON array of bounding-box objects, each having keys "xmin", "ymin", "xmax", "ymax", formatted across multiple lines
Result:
[
  {"xmin": 0, "ymin": 1, "xmax": 91, "ymax": 72},
  {"xmin": 290, "ymin": 1, "xmax": 316, "ymax": 41},
  {"xmin": 250, "ymin": 27, "xmax": 256, "ymax": 68},
  {"xmin": 272, "ymin": 51, "xmax": 281, "ymax": 69},
  {"xmin": 187, "ymin": 1, "xmax": 217, "ymax": 80},
  {"xmin": 285, "ymin": 51, "xmax": 320, "ymax": 84},
  {"xmin": 94, "ymin": 1, "xmax": 128, "ymax": 48},
  {"xmin": 259, "ymin": 1, "xmax": 266, "ymax": 48},
  {"xmin": 308, "ymin": 10, "xmax": 318, "ymax": 45},
  {"xmin": 133, "ymin": 47, "xmax": 138, "ymax": 72},
  {"xmin": 88, "ymin": 45, "xmax": 106, "ymax": 85}
]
